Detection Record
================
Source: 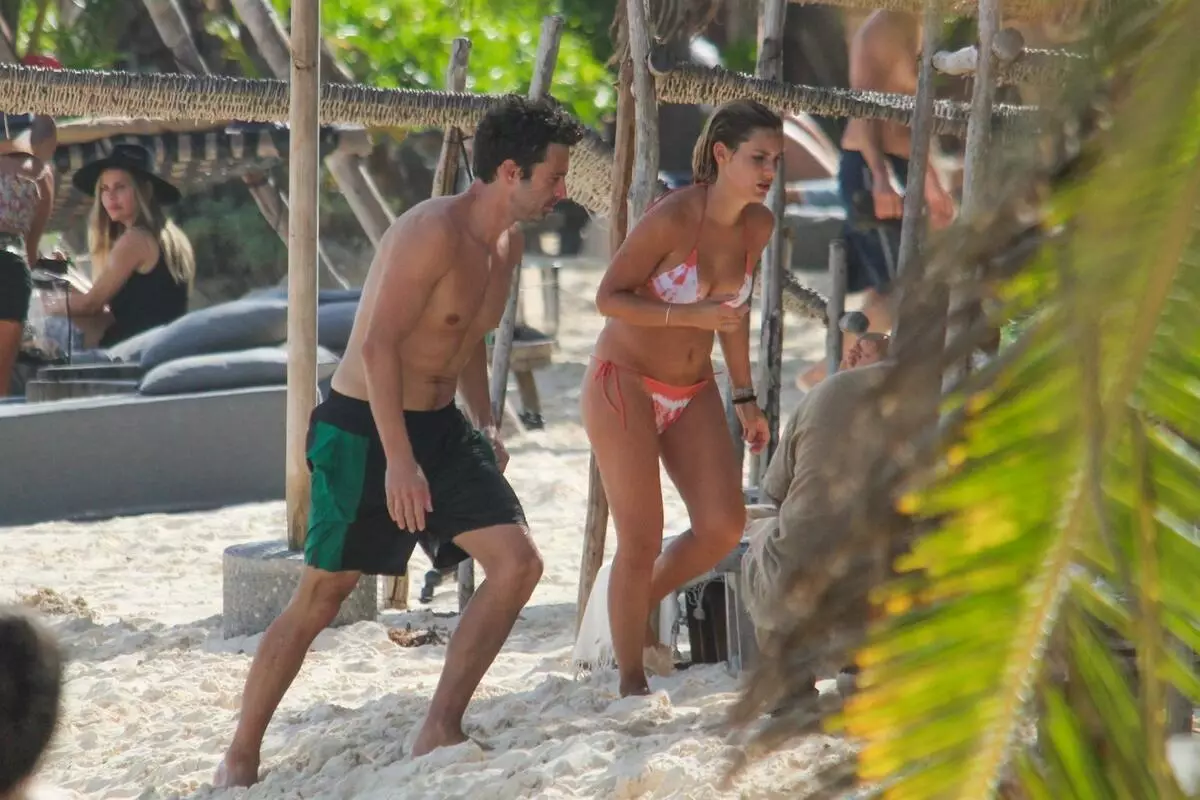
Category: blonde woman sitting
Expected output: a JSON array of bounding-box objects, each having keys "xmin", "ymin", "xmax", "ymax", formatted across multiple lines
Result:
[{"xmin": 44, "ymin": 144, "xmax": 195, "ymax": 347}]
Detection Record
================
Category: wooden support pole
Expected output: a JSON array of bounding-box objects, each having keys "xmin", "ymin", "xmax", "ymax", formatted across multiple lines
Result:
[
  {"xmin": 893, "ymin": 5, "xmax": 939, "ymax": 288},
  {"xmin": 142, "ymin": 0, "xmax": 209, "ymax": 74},
  {"xmin": 242, "ymin": 170, "xmax": 346, "ymax": 288},
  {"xmin": 432, "ymin": 37, "xmax": 472, "ymax": 199},
  {"xmin": 625, "ymin": 0, "xmax": 658, "ymax": 221},
  {"xmin": 576, "ymin": 57, "xmax": 635, "ymax": 636},
  {"xmin": 825, "ymin": 239, "xmax": 847, "ymax": 377},
  {"xmin": 324, "ymin": 151, "xmax": 395, "ymax": 246},
  {"xmin": 944, "ymin": 0, "xmax": 1000, "ymax": 389},
  {"xmin": 381, "ymin": 37, "xmax": 472, "ymax": 612},
  {"xmin": 488, "ymin": 14, "xmax": 566, "ymax": 418},
  {"xmin": 284, "ymin": 0, "xmax": 320, "ymax": 552},
  {"xmin": 465, "ymin": 15, "xmax": 565, "ymax": 611},
  {"xmin": 888, "ymin": 2, "xmax": 949, "ymax": 449},
  {"xmin": 725, "ymin": 381, "xmax": 745, "ymax": 472},
  {"xmin": 541, "ymin": 263, "xmax": 560, "ymax": 338},
  {"xmin": 748, "ymin": 0, "xmax": 789, "ymax": 488},
  {"xmin": 229, "ymin": 0, "xmax": 290, "ymax": 77}
]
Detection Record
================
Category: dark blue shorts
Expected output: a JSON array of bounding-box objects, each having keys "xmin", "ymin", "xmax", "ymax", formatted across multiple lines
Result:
[{"xmin": 837, "ymin": 150, "xmax": 909, "ymax": 294}]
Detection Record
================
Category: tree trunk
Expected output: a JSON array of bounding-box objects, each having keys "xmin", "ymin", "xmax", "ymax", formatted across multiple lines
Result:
[
  {"xmin": 229, "ymin": 0, "xmax": 395, "ymax": 266},
  {"xmin": 142, "ymin": 0, "xmax": 209, "ymax": 73},
  {"xmin": 137, "ymin": 0, "xmax": 346, "ymax": 288}
]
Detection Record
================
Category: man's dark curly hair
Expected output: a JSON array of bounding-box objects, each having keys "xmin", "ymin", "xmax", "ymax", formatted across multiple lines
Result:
[
  {"xmin": 472, "ymin": 95, "xmax": 585, "ymax": 183},
  {"xmin": 0, "ymin": 607, "xmax": 63, "ymax": 795}
]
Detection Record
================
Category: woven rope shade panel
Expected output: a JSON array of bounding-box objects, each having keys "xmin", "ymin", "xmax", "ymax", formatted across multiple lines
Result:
[
  {"xmin": 0, "ymin": 65, "xmax": 615, "ymax": 215},
  {"xmin": 651, "ymin": 61, "xmax": 1040, "ymax": 137},
  {"xmin": 48, "ymin": 123, "xmax": 342, "ymax": 229},
  {"xmin": 787, "ymin": 0, "xmax": 1121, "ymax": 23}
]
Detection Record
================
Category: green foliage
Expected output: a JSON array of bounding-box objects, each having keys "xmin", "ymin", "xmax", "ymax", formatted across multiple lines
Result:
[
  {"xmin": 174, "ymin": 185, "xmax": 287, "ymax": 284},
  {"xmin": 722, "ymin": 38, "xmax": 757, "ymax": 74},
  {"xmin": 833, "ymin": 0, "xmax": 1200, "ymax": 796},
  {"xmin": 271, "ymin": 0, "xmax": 616, "ymax": 127},
  {"xmin": 15, "ymin": 0, "xmax": 128, "ymax": 69}
]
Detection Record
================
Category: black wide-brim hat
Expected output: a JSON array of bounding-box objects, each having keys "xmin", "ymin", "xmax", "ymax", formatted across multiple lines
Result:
[{"xmin": 72, "ymin": 143, "xmax": 182, "ymax": 206}]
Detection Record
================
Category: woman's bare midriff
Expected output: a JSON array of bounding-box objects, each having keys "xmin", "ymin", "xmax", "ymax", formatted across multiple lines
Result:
[{"xmin": 592, "ymin": 318, "xmax": 717, "ymax": 387}]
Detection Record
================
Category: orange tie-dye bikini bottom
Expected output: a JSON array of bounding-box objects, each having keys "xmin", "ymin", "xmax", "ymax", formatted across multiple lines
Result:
[{"xmin": 591, "ymin": 358, "xmax": 711, "ymax": 434}]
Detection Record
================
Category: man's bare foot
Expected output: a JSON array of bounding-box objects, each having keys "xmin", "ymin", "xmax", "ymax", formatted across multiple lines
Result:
[
  {"xmin": 213, "ymin": 750, "xmax": 259, "ymax": 788},
  {"xmin": 410, "ymin": 719, "xmax": 470, "ymax": 758}
]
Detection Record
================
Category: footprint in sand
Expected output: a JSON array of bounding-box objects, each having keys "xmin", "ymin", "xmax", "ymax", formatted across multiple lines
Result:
[{"xmin": 603, "ymin": 689, "xmax": 672, "ymax": 718}]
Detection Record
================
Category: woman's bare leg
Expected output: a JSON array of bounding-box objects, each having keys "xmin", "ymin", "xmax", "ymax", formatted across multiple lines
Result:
[
  {"xmin": 581, "ymin": 361, "xmax": 663, "ymax": 697},
  {"xmin": 0, "ymin": 321, "xmax": 22, "ymax": 397},
  {"xmin": 650, "ymin": 381, "xmax": 746, "ymax": 607}
]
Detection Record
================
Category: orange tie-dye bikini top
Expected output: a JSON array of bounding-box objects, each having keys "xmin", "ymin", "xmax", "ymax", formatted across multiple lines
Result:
[{"xmin": 644, "ymin": 186, "xmax": 756, "ymax": 308}]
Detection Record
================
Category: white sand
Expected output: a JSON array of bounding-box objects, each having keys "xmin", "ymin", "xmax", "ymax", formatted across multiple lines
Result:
[{"xmin": 3, "ymin": 264, "xmax": 856, "ymax": 799}]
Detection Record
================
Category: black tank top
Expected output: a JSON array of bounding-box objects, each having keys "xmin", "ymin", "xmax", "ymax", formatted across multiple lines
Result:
[{"xmin": 99, "ymin": 248, "xmax": 189, "ymax": 347}]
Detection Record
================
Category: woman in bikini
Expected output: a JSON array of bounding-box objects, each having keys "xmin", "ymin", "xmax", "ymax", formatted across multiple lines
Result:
[{"xmin": 582, "ymin": 99, "xmax": 784, "ymax": 696}]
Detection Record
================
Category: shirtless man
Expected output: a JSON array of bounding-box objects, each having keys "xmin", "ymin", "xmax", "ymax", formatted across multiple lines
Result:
[
  {"xmin": 214, "ymin": 95, "xmax": 584, "ymax": 786},
  {"xmin": 800, "ymin": 11, "xmax": 956, "ymax": 389}
]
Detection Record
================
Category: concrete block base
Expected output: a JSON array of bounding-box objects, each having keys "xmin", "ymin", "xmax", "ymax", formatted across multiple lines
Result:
[{"xmin": 222, "ymin": 540, "xmax": 378, "ymax": 638}]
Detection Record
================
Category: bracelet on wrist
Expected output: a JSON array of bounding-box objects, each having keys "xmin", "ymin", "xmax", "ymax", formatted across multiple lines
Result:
[{"xmin": 732, "ymin": 392, "xmax": 757, "ymax": 406}]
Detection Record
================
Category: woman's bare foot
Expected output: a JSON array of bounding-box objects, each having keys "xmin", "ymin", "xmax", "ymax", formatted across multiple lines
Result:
[
  {"xmin": 411, "ymin": 719, "xmax": 470, "ymax": 758},
  {"xmin": 213, "ymin": 750, "xmax": 259, "ymax": 788},
  {"xmin": 619, "ymin": 674, "xmax": 652, "ymax": 697}
]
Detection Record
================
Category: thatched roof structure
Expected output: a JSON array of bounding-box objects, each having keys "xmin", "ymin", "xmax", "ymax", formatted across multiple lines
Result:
[{"xmin": 45, "ymin": 119, "xmax": 351, "ymax": 230}]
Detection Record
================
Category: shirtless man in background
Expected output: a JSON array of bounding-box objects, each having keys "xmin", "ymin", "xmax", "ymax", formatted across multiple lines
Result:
[
  {"xmin": 215, "ymin": 95, "xmax": 584, "ymax": 787},
  {"xmin": 801, "ymin": 10, "xmax": 956, "ymax": 388}
]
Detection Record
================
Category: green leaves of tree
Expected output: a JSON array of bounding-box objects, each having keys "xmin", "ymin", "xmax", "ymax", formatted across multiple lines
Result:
[
  {"xmin": 829, "ymin": 0, "xmax": 1200, "ymax": 797},
  {"xmin": 272, "ymin": 0, "xmax": 615, "ymax": 126}
]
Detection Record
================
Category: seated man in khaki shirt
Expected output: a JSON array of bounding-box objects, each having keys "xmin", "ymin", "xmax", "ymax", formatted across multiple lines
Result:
[{"xmin": 742, "ymin": 333, "xmax": 891, "ymax": 691}]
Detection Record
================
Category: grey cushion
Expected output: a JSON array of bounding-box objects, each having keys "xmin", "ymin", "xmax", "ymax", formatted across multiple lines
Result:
[
  {"xmin": 242, "ymin": 287, "xmax": 363, "ymax": 305},
  {"xmin": 104, "ymin": 324, "xmax": 166, "ymax": 364},
  {"xmin": 318, "ymin": 301, "xmax": 358, "ymax": 353},
  {"xmin": 139, "ymin": 346, "xmax": 339, "ymax": 396},
  {"xmin": 140, "ymin": 298, "xmax": 289, "ymax": 371}
]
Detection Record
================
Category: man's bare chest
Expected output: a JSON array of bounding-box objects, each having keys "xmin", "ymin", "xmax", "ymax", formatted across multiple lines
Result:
[{"xmin": 428, "ymin": 255, "xmax": 515, "ymax": 339}]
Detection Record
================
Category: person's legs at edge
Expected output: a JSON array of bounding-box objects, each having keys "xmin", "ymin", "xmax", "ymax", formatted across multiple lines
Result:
[
  {"xmin": 0, "ymin": 249, "xmax": 32, "ymax": 398},
  {"xmin": 581, "ymin": 360, "xmax": 665, "ymax": 696},
  {"xmin": 647, "ymin": 381, "xmax": 745, "ymax": 610},
  {"xmin": 410, "ymin": 524, "xmax": 543, "ymax": 756},
  {"xmin": 216, "ymin": 567, "xmax": 362, "ymax": 786},
  {"xmin": 0, "ymin": 320, "xmax": 21, "ymax": 397}
]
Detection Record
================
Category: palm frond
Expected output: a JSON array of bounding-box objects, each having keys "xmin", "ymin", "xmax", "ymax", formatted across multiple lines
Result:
[{"xmin": 735, "ymin": 0, "xmax": 1200, "ymax": 796}]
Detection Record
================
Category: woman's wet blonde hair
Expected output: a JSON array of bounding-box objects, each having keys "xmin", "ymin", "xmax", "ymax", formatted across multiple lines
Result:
[
  {"xmin": 690, "ymin": 99, "xmax": 784, "ymax": 185},
  {"xmin": 88, "ymin": 169, "xmax": 195, "ymax": 288}
]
